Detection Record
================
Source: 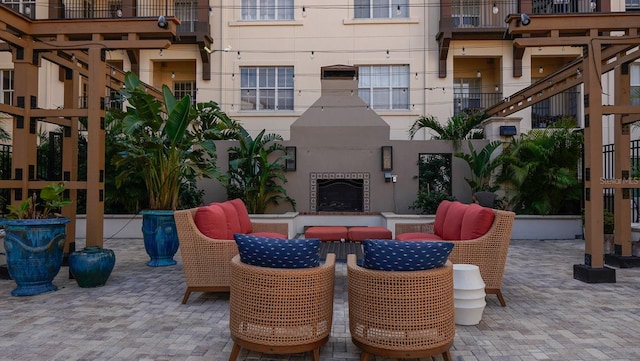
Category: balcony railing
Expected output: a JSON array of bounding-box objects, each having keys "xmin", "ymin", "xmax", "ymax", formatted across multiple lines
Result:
[
  {"xmin": 452, "ymin": 1, "xmax": 517, "ymax": 29},
  {"xmin": 532, "ymin": 0, "xmax": 596, "ymax": 14},
  {"xmin": 531, "ymin": 91, "xmax": 579, "ymax": 128},
  {"xmin": 453, "ymin": 92, "xmax": 503, "ymax": 115}
]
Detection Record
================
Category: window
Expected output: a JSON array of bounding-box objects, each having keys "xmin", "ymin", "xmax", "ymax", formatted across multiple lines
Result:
[
  {"xmin": 1, "ymin": 70, "xmax": 13, "ymax": 105},
  {"xmin": 2, "ymin": 0, "xmax": 35, "ymax": 18},
  {"xmin": 240, "ymin": 67, "xmax": 294, "ymax": 111},
  {"xmin": 452, "ymin": 0, "xmax": 479, "ymax": 26},
  {"xmin": 354, "ymin": 0, "xmax": 408, "ymax": 18},
  {"xmin": 632, "ymin": 63, "xmax": 640, "ymax": 106},
  {"xmin": 453, "ymin": 78, "xmax": 481, "ymax": 115},
  {"xmin": 174, "ymin": 81, "xmax": 197, "ymax": 106},
  {"xmin": 358, "ymin": 65, "xmax": 409, "ymax": 110},
  {"xmin": 242, "ymin": 0, "xmax": 294, "ymax": 20},
  {"xmin": 628, "ymin": 0, "xmax": 640, "ymax": 9},
  {"xmin": 175, "ymin": 0, "xmax": 196, "ymax": 32}
]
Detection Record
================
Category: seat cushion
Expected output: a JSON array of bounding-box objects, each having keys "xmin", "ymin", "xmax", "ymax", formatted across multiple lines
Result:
[
  {"xmin": 229, "ymin": 198, "xmax": 253, "ymax": 234},
  {"xmin": 362, "ymin": 239, "xmax": 454, "ymax": 271},
  {"xmin": 213, "ymin": 202, "xmax": 243, "ymax": 239},
  {"xmin": 234, "ymin": 234, "xmax": 321, "ymax": 269},
  {"xmin": 249, "ymin": 231, "xmax": 288, "ymax": 239},
  {"xmin": 304, "ymin": 226, "xmax": 348, "ymax": 241},
  {"xmin": 441, "ymin": 201, "xmax": 468, "ymax": 240},
  {"xmin": 460, "ymin": 204, "xmax": 495, "ymax": 240},
  {"xmin": 433, "ymin": 200, "xmax": 453, "ymax": 238},
  {"xmin": 193, "ymin": 205, "xmax": 228, "ymax": 239},
  {"xmin": 395, "ymin": 232, "xmax": 443, "ymax": 241},
  {"xmin": 347, "ymin": 226, "xmax": 392, "ymax": 242}
]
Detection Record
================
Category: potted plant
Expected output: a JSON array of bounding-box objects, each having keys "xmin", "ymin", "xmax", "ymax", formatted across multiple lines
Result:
[
  {"xmin": 0, "ymin": 182, "xmax": 72, "ymax": 296},
  {"xmin": 110, "ymin": 72, "xmax": 241, "ymax": 266}
]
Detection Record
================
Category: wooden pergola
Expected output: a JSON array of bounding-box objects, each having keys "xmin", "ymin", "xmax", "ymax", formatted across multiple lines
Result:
[
  {"xmin": 489, "ymin": 12, "xmax": 640, "ymax": 282},
  {"xmin": 0, "ymin": 6, "xmax": 178, "ymax": 251}
]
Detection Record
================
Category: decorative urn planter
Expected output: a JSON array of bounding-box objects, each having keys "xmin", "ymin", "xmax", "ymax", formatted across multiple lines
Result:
[
  {"xmin": 69, "ymin": 246, "xmax": 116, "ymax": 288},
  {"xmin": 141, "ymin": 210, "xmax": 179, "ymax": 267},
  {"xmin": 1, "ymin": 217, "xmax": 71, "ymax": 296}
]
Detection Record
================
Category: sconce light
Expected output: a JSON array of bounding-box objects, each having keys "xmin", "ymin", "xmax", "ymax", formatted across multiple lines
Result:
[
  {"xmin": 157, "ymin": 15, "xmax": 168, "ymax": 29},
  {"xmin": 520, "ymin": 13, "xmax": 531, "ymax": 26},
  {"xmin": 285, "ymin": 146, "xmax": 297, "ymax": 172},
  {"xmin": 538, "ymin": 66, "xmax": 544, "ymax": 74},
  {"xmin": 494, "ymin": 84, "xmax": 499, "ymax": 92},
  {"xmin": 492, "ymin": 3, "xmax": 499, "ymax": 14},
  {"xmin": 381, "ymin": 146, "xmax": 393, "ymax": 172},
  {"xmin": 476, "ymin": 70, "xmax": 481, "ymax": 78}
]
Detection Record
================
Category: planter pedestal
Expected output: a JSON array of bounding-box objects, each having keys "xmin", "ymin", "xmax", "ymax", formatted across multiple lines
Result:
[
  {"xmin": 141, "ymin": 210, "xmax": 179, "ymax": 267},
  {"xmin": 453, "ymin": 264, "xmax": 486, "ymax": 326}
]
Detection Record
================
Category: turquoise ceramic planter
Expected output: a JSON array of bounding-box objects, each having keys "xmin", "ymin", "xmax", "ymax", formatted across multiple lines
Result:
[
  {"xmin": 141, "ymin": 210, "xmax": 179, "ymax": 267},
  {"xmin": 1, "ymin": 217, "xmax": 71, "ymax": 296},
  {"xmin": 69, "ymin": 246, "xmax": 116, "ymax": 288}
]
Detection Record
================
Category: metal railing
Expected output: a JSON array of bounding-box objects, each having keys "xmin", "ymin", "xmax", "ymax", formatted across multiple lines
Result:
[
  {"xmin": 454, "ymin": 92, "xmax": 503, "ymax": 115},
  {"xmin": 531, "ymin": 91, "xmax": 579, "ymax": 128},
  {"xmin": 451, "ymin": 1, "xmax": 517, "ymax": 28},
  {"xmin": 602, "ymin": 140, "xmax": 640, "ymax": 222},
  {"xmin": 532, "ymin": 0, "xmax": 596, "ymax": 14}
]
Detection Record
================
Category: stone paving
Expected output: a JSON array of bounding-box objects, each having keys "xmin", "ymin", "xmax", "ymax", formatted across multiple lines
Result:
[{"xmin": 1, "ymin": 238, "xmax": 640, "ymax": 361}]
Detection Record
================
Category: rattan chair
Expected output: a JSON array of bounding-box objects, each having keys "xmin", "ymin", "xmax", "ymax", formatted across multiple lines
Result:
[
  {"xmin": 174, "ymin": 208, "xmax": 289, "ymax": 304},
  {"xmin": 395, "ymin": 208, "xmax": 515, "ymax": 306},
  {"xmin": 347, "ymin": 254, "xmax": 455, "ymax": 361},
  {"xmin": 228, "ymin": 254, "xmax": 336, "ymax": 361}
]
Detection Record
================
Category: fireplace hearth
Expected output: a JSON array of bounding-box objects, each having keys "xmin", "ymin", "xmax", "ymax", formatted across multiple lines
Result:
[{"xmin": 310, "ymin": 172, "xmax": 370, "ymax": 212}]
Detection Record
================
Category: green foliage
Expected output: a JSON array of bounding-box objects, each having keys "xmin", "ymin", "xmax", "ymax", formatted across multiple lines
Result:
[
  {"xmin": 410, "ymin": 154, "xmax": 455, "ymax": 214},
  {"xmin": 222, "ymin": 128, "xmax": 296, "ymax": 214},
  {"xmin": 497, "ymin": 121, "xmax": 583, "ymax": 215},
  {"xmin": 408, "ymin": 111, "xmax": 488, "ymax": 149},
  {"xmin": 603, "ymin": 209, "xmax": 615, "ymax": 234},
  {"xmin": 7, "ymin": 182, "xmax": 72, "ymax": 219},
  {"xmin": 109, "ymin": 72, "xmax": 241, "ymax": 210},
  {"xmin": 455, "ymin": 141, "xmax": 503, "ymax": 193}
]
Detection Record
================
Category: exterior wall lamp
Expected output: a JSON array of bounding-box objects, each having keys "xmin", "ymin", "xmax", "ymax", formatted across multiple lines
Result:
[
  {"xmin": 285, "ymin": 146, "xmax": 296, "ymax": 172},
  {"xmin": 381, "ymin": 146, "xmax": 393, "ymax": 171}
]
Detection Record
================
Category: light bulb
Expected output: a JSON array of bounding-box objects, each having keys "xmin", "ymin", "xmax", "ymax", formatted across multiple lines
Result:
[
  {"xmin": 237, "ymin": 51, "xmax": 241, "ymax": 59},
  {"xmin": 461, "ymin": 47, "xmax": 466, "ymax": 56},
  {"xmin": 492, "ymin": 3, "xmax": 498, "ymax": 14},
  {"xmin": 310, "ymin": 51, "xmax": 314, "ymax": 59},
  {"xmin": 386, "ymin": 50, "xmax": 390, "ymax": 58},
  {"xmin": 302, "ymin": 6, "xmax": 307, "ymax": 17},
  {"xmin": 539, "ymin": 66, "xmax": 544, "ymax": 74},
  {"xmin": 171, "ymin": 72, "xmax": 175, "ymax": 79},
  {"xmin": 24, "ymin": 5, "xmax": 31, "ymax": 15},
  {"xmin": 396, "ymin": 5, "xmax": 401, "ymax": 16},
  {"xmin": 415, "ymin": 73, "xmax": 418, "ymax": 80},
  {"xmin": 476, "ymin": 70, "xmax": 481, "ymax": 78}
]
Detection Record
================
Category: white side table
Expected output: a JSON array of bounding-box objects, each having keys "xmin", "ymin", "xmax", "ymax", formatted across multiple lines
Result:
[{"xmin": 453, "ymin": 263, "xmax": 486, "ymax": 325}]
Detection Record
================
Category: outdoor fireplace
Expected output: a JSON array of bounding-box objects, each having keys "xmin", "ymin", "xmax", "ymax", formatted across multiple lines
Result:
[{"xmin": 310, "ymin": 172, "xmax": 370, "ymax": 212}]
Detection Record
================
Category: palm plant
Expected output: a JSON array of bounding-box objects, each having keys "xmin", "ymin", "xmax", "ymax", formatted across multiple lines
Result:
[
  {"xmin": 455, "ymin": 140, "xmax": 503, "ymax": 193},
  {"xmin": 110, "ymin": 72, "xmax": 241, "ymax": 210},
  {"xmin": 408, "ymin": 111, "xmax": 487, "ymax": 149},
  {"xmin": 497, "ymin": 121, "xmax": 583, "ymax": 215},
  {"xmin": 224, "ymin": 128, "xmax": 295, "ymax": 214}
]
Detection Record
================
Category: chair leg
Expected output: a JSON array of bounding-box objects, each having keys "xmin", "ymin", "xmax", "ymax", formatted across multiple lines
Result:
[
  {"xmin": 228, "ymin": 342, "xmax": 241, "ymax": 361},
  {"xmin": 181, "ymin": 289, "xmax": 192, "ymax": 304},
  {"xmin": 495, "ymin": 290, "xmax": 506, "ymax": 307},
  {"xmin": 360, "ymin": 351, "xmax": 371, "ymax": 361},
  {"xmin": 442, "ymin": 350, "xmax": 452, "ymax": 361},
  {"xmin": 312, "ymin": 348, "xmax": 320, "ymax": 361}
]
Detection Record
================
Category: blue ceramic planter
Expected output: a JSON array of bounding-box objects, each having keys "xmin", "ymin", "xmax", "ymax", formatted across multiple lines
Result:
[
  {"xmin": 141, "ymin": 210, "xmax": 179, "ymax": 267},
  {"xmin": 1, "ymin": 218, "xmax": 71, "ymax": 296},
  {"xmin": 69, "ymin": 246, "xmax": 116, "ymax": 288}
]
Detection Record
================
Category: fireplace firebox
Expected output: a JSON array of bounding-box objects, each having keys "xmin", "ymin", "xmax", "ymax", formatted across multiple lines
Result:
[{"xmin": 310, "ymin": 172, "xmax": 370, "ymax": 212}]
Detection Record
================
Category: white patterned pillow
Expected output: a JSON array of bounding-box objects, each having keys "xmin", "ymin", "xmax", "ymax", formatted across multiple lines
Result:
[
  {"xmin": 363, "ymin": 240, "xmax": 454, "ymax": 271},
  {"xmin": 234, "ymin": 234, "xmax": 321, "ymax": 268}
]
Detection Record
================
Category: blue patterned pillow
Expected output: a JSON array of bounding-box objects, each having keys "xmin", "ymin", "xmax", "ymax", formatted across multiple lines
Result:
[
  {"xmin": 234, "ymin": 234, "xmax": 321, "ymax": 269},
  {"xmin": 362, "ymin": 240, "xmax": 454, "ymax": 271}
]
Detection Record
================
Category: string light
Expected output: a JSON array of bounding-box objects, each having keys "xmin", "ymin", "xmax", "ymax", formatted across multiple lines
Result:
[
  {"xmin": 310, "ymin": 51, "xmax": 314, "ymax": 59},
  {"xmin": 386, "ymin": 50, "xmax": 390, "ymax": 58}
]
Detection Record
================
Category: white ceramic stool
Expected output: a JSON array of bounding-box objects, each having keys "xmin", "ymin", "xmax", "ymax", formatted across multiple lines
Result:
[{"xmin": 453, "ymin": 263, "xmax": 486, "ymax": 325}]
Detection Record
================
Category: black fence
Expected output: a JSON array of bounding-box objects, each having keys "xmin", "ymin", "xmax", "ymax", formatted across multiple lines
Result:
[{"xmin": 603, "ymin": 140, "xmax": 640, "ymax": 222}]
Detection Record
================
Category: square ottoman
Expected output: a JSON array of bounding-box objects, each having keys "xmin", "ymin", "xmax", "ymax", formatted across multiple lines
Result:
[
  {"xmin": 304, "ymin": 226, "xmax": 348, "ymax": 242},
  {"xmin": 347, "ymin": 226, "xmax": 392, "ymax": 242}
]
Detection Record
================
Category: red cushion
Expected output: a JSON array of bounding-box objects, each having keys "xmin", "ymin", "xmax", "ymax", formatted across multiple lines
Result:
[
  {"xmin": 441, "ymin": 201, "xmax": 468, "ymax": 240},
  {"xmin": 229, "ymin": 198, "xmax": 252, "ymax": 234},
  {"xmin": 433, "ymin": 200, "xmax": 453, "ymax": 237},
  {"xmin": 250, "ymin": 231, "xmax": 288, "ymax": 239},
  {"xmin": 460, "ymin": 204, "xmax": 496, "ymax": 240},
  {"xmin": 347, "ymin": 226, "xmax": 392, "ymax": 242},
  {"xmin": 193, "ymin": 205, "xmax": 228, "ymax": 239},
  {"xmin": 212, "ymin": 202, "xmax": 242, "ymax": 239},
  {"xmin": 304, "ymin": 226, "xmax": 348, "ymax": 241},
  {"xmin": 395, "ymin": 232, "xmax": 443, "ymax": 241}
]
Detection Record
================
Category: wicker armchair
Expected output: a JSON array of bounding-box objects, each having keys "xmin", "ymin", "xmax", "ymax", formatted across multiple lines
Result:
[
  {"xmin": 347, "ymin": 254, "xmax": 455, "ymax": 361},
  {"xmin": 228, "ymin": 254, "xmax": 336, "ymax": 361},
  {"xmin": 395, "ymin": 208, "xmax": 515, "ymax": 306},
  {"xmin": 174, "ymin": 208, "xmax": 289, "ymax": 304}
]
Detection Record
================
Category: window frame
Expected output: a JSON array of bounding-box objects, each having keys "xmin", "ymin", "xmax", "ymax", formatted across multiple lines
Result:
[
  {"xmin": 241, "ymin": 0, "xmax": 294, "ymax": 21},
  {"xmin": 174, "ymin": 81, "xmax": 197, "ymax": 106},
  {"xmin": 354, "ymin": 0, "xmax": 409, "ymax": 19},
  {"xmin": 240, "ymin": 66, "xmax": 294, "ymax": 111},
  {"xmin": 358, "ymin": 65, "xmax": 410, "ymax": 110},
  {"xmin": 1, "ymin": 70, "xmax": 14, "ymax": 106}
]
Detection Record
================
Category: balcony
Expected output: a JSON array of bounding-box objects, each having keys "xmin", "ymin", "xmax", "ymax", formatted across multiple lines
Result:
[
  {"xmin": 453, "ymin": 92, "xmax": 503, "ymax": 116},
  {"xmin": 531, "ymin": 91, "xmax": 579, "ymax": 128}
]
